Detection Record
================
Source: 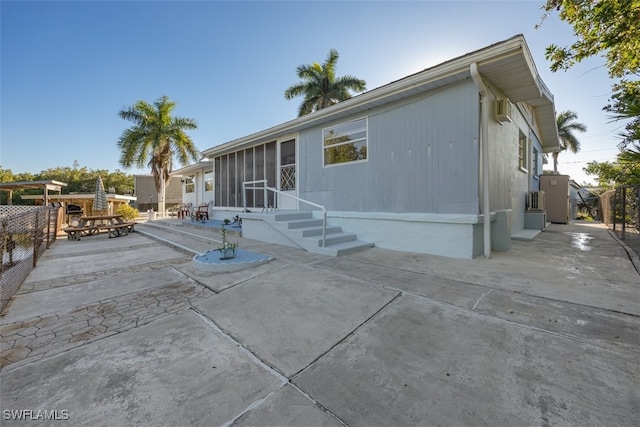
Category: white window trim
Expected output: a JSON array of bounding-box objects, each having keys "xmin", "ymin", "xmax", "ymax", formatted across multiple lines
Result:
[
  {"xmin": 518, "ymin": 133, "xmax": 528, "ymax": 173},
  {"xmin": 322, "ymin": 117, "xmax": 369, "ymax": 168}
]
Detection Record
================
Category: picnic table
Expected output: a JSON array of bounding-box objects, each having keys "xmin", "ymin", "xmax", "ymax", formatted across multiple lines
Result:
[{"xmin": 63, "ymin": 214, "xmax": 136, "ymax": 240}]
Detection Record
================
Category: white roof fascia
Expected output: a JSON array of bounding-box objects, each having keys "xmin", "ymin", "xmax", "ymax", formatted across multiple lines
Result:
[
  {"xmin": 170, "ymin": 161, "xmax": 213, "ymax": 176},
  {"xmin": 202, "ymin": 35, "xmax": 558, "ymax": 157}
]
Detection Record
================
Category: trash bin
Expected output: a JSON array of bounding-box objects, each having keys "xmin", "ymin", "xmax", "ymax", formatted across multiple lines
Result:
[{"xmin": 147, "ymin": 210, "xmax": 156, "ymax": 221}]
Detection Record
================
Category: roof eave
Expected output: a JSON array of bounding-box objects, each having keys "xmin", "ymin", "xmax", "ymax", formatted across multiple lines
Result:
[{"xmin": 202, "ymin": 34, "xmax": 560, "ymax": 155}]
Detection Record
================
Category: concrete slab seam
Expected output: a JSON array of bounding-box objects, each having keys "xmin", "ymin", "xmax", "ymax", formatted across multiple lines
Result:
[
  {"xmin": 220, "ymin": 387, "xmax": 285, "ymax": 427},
  {"xmin": 317, "ymin": 256, "xmax": 475, "ymax": 290},
  {"xmin": 190, "ymin": 306, "xmax": 352, "ymax": 427},
  {"xmin": 190, "ymin": 308, "xmax": 296, "ymax": 427},
  {"xmin": 397, "ymin": 289, "xmax": 640, "ymax": 358},
  {"xmin": 190, "ymin": 307, "xmax": 288, "ymax": 383},
  {"xmin": 288, "ymin": 382, "xmax": 350, "ymax": 427},
  {"xmin": 291, "ymin": 292, "xmax": 403, "ymax": 380},
  {"xmin": 210, "ymin": 263, "xmax": 294, "ymax": 296},
  {"xmin": 329, "ymin": 256, "xmax": 640, "ymax": 319},
  {"xmin": 166, "ymin": 265, "xmax": 219, "ymax": 294}
]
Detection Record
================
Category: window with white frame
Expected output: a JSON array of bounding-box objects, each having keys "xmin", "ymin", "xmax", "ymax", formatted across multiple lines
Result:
[
  {"xmin": 532, "ymin": 147, "xmax": 540, "ymax": 177},
  {"xmin": 185, "ymin": 175, "xmax": 195, "ymax": 193},
  {"xmin": 205, "ymin": 171, "xmax": 213, "ymax": 192},
  {"xmin": 518, "ymin": 132, "xmax": 528, "ymax": 172},
  {"xmin": 323, "ymin": 118, "xmax": 368, "ymax": 167}
]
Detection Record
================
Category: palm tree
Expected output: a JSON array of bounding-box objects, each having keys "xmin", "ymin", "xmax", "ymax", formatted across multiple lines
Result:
[
  {"xmin": 284, "ymin": 49, "xmax": 366, "ymax": 116},
  {"xmin": 117, "ymin": 95, "xmax": 199, "ymax": 215},
  {"xmin": 611, "ymin": 98, "xmax": 640, "ymax": 147},
  {"xmin": 554, "ymin": 110, "xmax": 587, "ymax": 173}
]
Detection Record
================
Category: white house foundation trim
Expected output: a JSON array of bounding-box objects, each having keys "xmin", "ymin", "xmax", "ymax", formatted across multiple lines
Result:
[{"xmin": 322, "ymin": 211, "xmax": 497, "ymax": 259}]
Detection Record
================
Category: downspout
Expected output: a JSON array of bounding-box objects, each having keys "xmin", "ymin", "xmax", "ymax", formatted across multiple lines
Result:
[{"xmin": 470, "ymin": 63, "xmax": 491, "ymax": 258}]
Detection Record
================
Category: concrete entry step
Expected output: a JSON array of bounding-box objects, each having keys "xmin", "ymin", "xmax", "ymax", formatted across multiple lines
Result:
[{"xmin": 266, "ymin": 213, "xmax": 373, "ymax": 256}]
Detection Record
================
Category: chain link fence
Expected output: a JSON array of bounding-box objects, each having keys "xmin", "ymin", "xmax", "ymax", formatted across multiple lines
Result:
[
  {"xmin": 1, "ymin": 205, "xmax": 62, "ymax": 311},
  {"xmin": 600, "ymin": 185, "xmax": 640, "ymax": 258}
]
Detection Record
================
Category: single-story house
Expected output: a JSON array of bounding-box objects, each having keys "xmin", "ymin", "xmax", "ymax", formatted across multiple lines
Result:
[{"xmin": 172, "ymin": 34, "xmax": 560, "ymax": 259}]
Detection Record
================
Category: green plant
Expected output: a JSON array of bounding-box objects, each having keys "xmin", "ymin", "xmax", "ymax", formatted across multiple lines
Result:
[
  {"xmin": 223, "ymin": 218, "xmax": 231, "ymax": 225},
  {"xmin": 217, "ymin": 224, "xmax": 238, "ymax": 260},
  {"xmin": 116, "ymin": 204, "xmax": 139, "ymax": 221}
]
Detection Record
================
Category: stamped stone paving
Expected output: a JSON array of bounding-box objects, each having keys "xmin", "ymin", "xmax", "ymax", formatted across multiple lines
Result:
[
  {"xmin": 1, "ymin": 275, "xmax": 214, "ymax": 371},
  {"xmin": 17, "ymin": 256, "xmax": 190, "ymax": 293}
]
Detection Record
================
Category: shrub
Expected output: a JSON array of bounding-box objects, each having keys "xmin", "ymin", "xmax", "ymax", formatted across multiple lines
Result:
[{"xmin": 116, "ymin": 204, "xmax": 139, "ymax": 221}]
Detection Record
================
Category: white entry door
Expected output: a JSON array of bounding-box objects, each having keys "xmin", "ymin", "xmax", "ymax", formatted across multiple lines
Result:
[{"xmin": 278, "ymin": 138, "xmax": 297, "ymax": 210}]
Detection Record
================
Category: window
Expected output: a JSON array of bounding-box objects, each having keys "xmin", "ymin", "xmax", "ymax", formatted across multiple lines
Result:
[
  {"xmin": 323, "ymin": 118, "xmax": 367, "ymax": 167},
  {"xmin": 204, "ymin": 171, "xmax": 213, "ymax": 192},
  {"xmin": 532, "ymin": 147, "xmax": 540, "ymax": 177},
  {"xmin": 185, "ymin": 175, "xmax": 195, "ymax": 193},
  {"xmin": 518, "ymin": 133, "xmax": 528, "ymax": 172}
]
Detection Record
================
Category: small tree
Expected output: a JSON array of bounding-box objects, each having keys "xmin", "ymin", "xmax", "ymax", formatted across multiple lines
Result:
[{"xmin": 217, "ymin": 224, "xmax": 238, "ymax": 260}]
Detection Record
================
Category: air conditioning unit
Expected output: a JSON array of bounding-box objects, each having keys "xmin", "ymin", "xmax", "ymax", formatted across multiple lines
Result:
[
  {"xmin": 496, "ymin": 98, "xmax": 512, "ymax": 123},
  {"xmin": 528, "ymin": 191, "xmax": 545, "ymax": 211}
]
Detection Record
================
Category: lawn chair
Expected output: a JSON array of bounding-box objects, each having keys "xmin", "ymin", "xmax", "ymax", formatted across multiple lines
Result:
[
  {"xmin": 178, "ymin": 203, "xmax": 192, "ymax": 219},
  {"xmin": 193, "ymin": 201, "xmax": 211, "ymax": 223}
]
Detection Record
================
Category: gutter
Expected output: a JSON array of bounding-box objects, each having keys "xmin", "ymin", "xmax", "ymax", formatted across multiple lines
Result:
[
  {"xmin": 203, "ymin": 35, "xmax": 530, "ymax": 158},
  {"xmin": 470, "ymin": 63, "xmax": 491, "ymax": 259}
]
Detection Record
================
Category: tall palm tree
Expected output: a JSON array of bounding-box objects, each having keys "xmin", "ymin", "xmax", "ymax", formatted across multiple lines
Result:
[
  {"xmin": 117, "ymin": 95, "xmax": 199, "ymax": 215},
  {"xmin": 284, "ymin": 49, "xmax": 366, "ymax": 116},
  {"xmin": 554, "ymin": 110, "xmax": 587, "ymax": 173}
]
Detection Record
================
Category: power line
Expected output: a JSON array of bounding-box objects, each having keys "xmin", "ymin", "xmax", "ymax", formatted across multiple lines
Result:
[
  {"xmin": 578, "ymin": 147, "xmax": 619, "ymax": 153},
  {"xmin": 559, "ymin": 159, "xmax": 616, "ymax": 164}
]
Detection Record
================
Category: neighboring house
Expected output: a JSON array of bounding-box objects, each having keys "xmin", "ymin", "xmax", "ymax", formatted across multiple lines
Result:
[
  {"xmin": 133, "ymin": 175, "xmax": 183, "ymax": 211},
  {"xmin": 570, "ymin": 180, "xmax": 599, "ymax": 220},
  {"xmin": 173, "ymin": 35, "xmax": 560, "ymax": 259}
]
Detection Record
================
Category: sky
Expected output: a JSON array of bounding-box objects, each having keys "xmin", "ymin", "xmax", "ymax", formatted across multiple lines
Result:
[{"xmin": 0, "ymin": 0, "xmax": 626, "ymax": 185}]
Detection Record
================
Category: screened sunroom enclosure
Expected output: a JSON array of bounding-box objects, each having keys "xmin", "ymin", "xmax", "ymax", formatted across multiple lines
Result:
[{"xmin": 213, "ymin": 138, "xmax": 296, "ymax": 210}]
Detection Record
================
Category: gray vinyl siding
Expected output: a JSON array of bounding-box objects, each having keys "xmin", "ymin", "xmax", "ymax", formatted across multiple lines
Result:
[
  {"xmin": 299, "ymin": 79, "xmax": 480, "ymax": 215},
  {"xmin": 487, "ymin": 103, "xmax": 534, "ymax": 213}
]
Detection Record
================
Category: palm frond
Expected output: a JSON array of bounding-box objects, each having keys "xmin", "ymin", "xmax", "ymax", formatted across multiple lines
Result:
[
  {"xmin": 284, "ymin": 49, "xmax": 366, "ymax": 116},
  {"xmin": 117, "ymin": 95, "xmax": 200, "ymax": 189}
]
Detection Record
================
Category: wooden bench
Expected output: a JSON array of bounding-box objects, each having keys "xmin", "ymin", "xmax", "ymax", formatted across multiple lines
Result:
[
  {"xmin": 97, "ymin": 222, "xmax": 136, "ymax": 238},
  {"xmin": 62, "ymin": 226, "xmax": 98, "ymax": 241}
]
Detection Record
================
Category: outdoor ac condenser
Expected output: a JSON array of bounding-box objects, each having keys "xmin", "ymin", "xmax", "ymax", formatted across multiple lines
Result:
[
  {"xmin": 496, "ymin": 98, "xmax": 512, "ymax": 123},
  {"xmin": 528, "ymin": 191, "xmax": 545, "ymax": 211}
]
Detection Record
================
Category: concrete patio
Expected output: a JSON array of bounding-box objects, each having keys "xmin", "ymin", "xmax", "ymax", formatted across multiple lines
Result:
[{"xmin": 0, "ymin": 220, "xmax": 638, "ymax": 426}]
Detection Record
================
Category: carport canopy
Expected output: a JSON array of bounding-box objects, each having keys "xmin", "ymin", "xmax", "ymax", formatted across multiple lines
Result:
[{"xmin": 0, "ymin": 180, "xmax": 67, "ymax": 205}]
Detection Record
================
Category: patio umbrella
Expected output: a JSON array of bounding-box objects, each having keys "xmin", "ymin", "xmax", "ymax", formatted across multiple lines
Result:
[{"xmin": 93, "ymin": 176, "xmax": 108, "ymax": 214}]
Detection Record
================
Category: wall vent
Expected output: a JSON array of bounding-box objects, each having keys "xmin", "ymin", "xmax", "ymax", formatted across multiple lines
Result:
[
  {"xmin": 528, "ymin": 191, "xmax": 545, "ymax": 211},
  {"xmin": 496, "ymin": 98, "xmax": 512, "ymax": 123}
]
